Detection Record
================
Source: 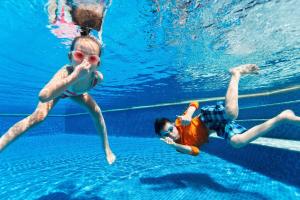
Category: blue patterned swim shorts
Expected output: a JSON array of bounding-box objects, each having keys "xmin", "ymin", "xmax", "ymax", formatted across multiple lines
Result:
[{"xmin": 199, "ymin": 102, "xmax": 247, "ymax": 140}]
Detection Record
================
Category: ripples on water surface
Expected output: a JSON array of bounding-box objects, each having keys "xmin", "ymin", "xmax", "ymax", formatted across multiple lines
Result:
[{"xmin": 0, "ymin": 0, "xmax": 299, "ymax": 110}]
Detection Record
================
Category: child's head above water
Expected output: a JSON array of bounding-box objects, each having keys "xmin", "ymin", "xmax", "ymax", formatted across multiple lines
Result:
[{"xmin": 69, "ymin": 35, "xmax": 102, "ymax": 66}]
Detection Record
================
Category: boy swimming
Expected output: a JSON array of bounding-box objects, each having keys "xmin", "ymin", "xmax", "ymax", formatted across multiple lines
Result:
[
  {"xmin": 0, "ymin": 33, "xmax": 116, "ymax": 164},
  {"xmin": 154, "ymin": 64, "xmax": 300, "ymax": 156}
]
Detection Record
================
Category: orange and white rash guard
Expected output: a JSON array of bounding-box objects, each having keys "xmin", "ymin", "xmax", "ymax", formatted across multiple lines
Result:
[{"xmin": 175, "ymin": 102, "xmax": 209, "ymax": 156}]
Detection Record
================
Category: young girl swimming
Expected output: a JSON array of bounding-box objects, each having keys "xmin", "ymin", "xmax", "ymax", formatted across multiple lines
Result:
[{"xmin": 0, "ymin": 33, "xmax": 116, "ymax": 164}]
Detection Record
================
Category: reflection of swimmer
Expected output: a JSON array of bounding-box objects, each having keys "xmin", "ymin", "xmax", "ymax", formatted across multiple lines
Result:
[
  {"xmin": 46, "ymin": 0, "xmax": 110, "ymax": 43},
  {"xmin": 151, "ymin": 0, "xmax": 202, "ymax": 27},
  {"xmin": 154, "ymin": 64, "xmax": 300, "ymax": 156},
  {"xmin": 0, "ymin": 34, "xmax": 116, "ymax": 165}
]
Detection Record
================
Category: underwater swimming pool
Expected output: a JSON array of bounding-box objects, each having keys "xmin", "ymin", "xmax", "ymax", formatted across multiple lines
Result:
[
  {"xmin": 0, "ymin": 0, "xmax": 300, "ymax": 199},
  {"xmin": 0, "ymin": 135, "xmax": 299, "ymax": 200}
]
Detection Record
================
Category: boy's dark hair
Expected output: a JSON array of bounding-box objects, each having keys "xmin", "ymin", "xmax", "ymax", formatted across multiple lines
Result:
[{"xmin": 154, "ymin": 118, "xmax": 171, "ymax": 136}]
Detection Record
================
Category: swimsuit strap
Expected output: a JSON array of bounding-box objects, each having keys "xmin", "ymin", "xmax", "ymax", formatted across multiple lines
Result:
[
  {"xmin": 66, "ymin": 65, "xmax": 74, "ymax": 75},
  {"xmin": 65, "ymin": 89, "xmax": 78, "ymax": 96},
  {"xmin": 60, "ymin": 5, "xmax": 66, "ymax": 23},
  {"xmin": 92, "ymin": 71, "xmax": 99, "ymax": 87}
]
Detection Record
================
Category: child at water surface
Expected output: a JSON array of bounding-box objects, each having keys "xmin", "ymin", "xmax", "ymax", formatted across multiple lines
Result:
[
  {"xmin": 154, "ymin": 64, "xmax": 300, "ymax": 156},
  {"xmin": 47, "ymin": 0, "xmax": 108, "ymax": 42}
]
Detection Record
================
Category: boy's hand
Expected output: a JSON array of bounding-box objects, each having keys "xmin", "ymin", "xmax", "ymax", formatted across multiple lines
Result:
[
  {"xmin": 105, "ymin": 149, "xmax": 116, "ymax": 165},
  {"xmin": 160, "ymin": 137, "xmax": 176, "ymax": 146},
  {"xmin": 177, "ymin": 115, "xmax": 192, "ymax": 126}
]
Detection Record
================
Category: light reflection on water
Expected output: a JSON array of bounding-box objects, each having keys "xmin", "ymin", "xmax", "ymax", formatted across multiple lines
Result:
[{"xmin": 0, "ymin": 0, "xmax": 299, "ymax": 110}]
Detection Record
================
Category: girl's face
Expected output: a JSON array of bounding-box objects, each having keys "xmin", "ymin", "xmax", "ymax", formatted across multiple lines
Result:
[{"xmin": 71, "ymin": 39, "xmax": 100, "ymax": 69}]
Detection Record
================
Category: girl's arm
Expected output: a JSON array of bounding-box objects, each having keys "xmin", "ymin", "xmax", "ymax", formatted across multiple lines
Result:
[
  {"xmin": 39, "ymin": 61, "xmax": 95, "ymax": 102},
  {"xmin": 39, "ymin": 66, "xmax": 76, "ymax": 102}
]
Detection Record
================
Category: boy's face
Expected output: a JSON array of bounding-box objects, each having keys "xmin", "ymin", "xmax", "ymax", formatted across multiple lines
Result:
[
  {"xmin": 71, "ymin": 39, "xmax": 100, "ymax": 68},
  {"xmin": 160, "ymin": 122, "xmax": 180, "ymax": 141}
]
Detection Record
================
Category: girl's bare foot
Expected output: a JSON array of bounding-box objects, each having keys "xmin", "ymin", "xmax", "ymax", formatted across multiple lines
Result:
[{"xmin": 105, "ymin": 149, "xmax": 116, "ymax": 165}]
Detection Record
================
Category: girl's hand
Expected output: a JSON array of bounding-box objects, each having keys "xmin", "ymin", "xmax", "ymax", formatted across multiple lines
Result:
[
  {"xmin": 177, "ymin": 115, "xmax": 192, "ymax": 126},
  {"xmin": 73, "ymin": 60, "xmax": 94, "ymax": 79},
  {"xmin": 96, "ymin": 71, "xmax": 104, "ymax": 83},
  {"xmin": 105, "ymin": 149, "xmax": 116, "ymax": 165}
]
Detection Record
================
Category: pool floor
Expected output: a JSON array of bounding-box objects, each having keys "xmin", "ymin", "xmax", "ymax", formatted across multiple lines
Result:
[{"xmin": 0, "ymin": 134, "xmax": 299, "ymax": 200}]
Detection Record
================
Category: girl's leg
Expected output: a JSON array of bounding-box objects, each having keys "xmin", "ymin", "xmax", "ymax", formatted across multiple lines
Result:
[
  {"xmin": 0, "ymin": 98, "xmax": 59, "ymax": 151},
  {"xmin": 70, "ymin": 94, "xmax": 115, "ymax": 164},
  {"xmin": 225, "ymin": 64, "xmax": 259, "ymax": 120},
  {"xmin": 230, "ymin": 110, "xmax": 300, "ymax": 148}
]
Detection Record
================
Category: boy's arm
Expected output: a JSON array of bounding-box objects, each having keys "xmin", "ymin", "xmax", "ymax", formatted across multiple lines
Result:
[
  {"xmin": 174, "ymin": 143, "xmax": 200, "ymax": 156},
  {"xmin": 185, "ymin": 101, "xmax": 199, "ymax": 117},
  {"xmin": 177, "ymin": 102, "xmax": 199, "ymax": 126},
  {"xmin": 160, "ymin": 137, "xmax": 200, "ymax": 156}
]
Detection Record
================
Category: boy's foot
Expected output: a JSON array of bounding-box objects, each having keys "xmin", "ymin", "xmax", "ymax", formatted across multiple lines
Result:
[
  {"xmin": 278, "ymin": 109, "xmax": 300, "ymax": 124},
  {"xmin": 230, "ymin": 64, "xmax": 260, "ymax": 76}
]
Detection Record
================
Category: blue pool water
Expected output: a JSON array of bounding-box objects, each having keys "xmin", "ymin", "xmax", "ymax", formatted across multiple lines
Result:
[
  {"xmin": 1, "ymin": 135, "xmax": 299, "ymax": 200},
  {"xmin": 0, "ymin": 0, "xmax": 300, "ymax": 199}
]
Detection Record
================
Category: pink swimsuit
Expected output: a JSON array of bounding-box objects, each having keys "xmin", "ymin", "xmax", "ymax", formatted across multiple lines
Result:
[{"xmin": 51, "ymin": 5, "xmax": 79, "ymax": 39}]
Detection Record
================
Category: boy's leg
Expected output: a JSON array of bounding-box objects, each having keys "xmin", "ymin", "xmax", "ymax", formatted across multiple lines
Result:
[
  {"xmin": 70, "ymin": 94, "xmax": 116, "ymax": 164},
  {"xmin": 230, "ymin": 110, "xmax": 300, "ymax": 148},
  {"xmin": 0, "ymin": 98, "xmax": 59, "ymax": 151},
  {"xmin": 225, "ymin": 64, "xmax": 259, "ymax": 120}
]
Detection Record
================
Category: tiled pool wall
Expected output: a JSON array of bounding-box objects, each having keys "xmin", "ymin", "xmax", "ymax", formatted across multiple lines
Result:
[
  {"xmin": 0, "ymin": 102, "xmax": 67, "ymax": 136},
  {"xmin": 65, "ymin": 88, "xmax": 300, "ymax": 140},
  {"xmin": 1, "ymin": 89, "xmax": 299, "ymax": 140},
  {"xmin": 0, "ymin": 115, "xmax": 65, "ymax": 136},
  {"xmin": 64, "ymin": 102, "xmax": 300, "ymax": 139}
]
